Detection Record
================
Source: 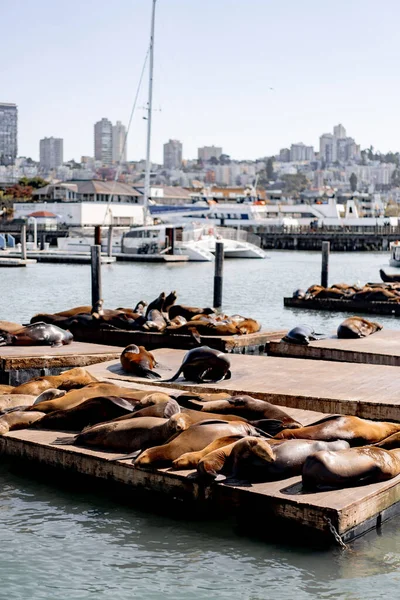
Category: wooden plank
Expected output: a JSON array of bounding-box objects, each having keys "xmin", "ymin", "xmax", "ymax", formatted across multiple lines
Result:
[
  {"xmin": 284, "ymin": 297, "xmax": 400, "ymax": 316},
  {"xmin": 85, "ymin": 350, "xmax": 400, "ymax": 421},
  {"xmin": 268, "ymin": 330, "xmax": 400, "ymax": 367},
  {"xmin": 1, "ymin": 428, "xmax": 400, "ymax": 542}
]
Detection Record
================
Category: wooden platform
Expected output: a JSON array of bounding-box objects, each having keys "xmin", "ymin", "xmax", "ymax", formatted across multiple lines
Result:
[
  {"xmin": 70, "ymin": 327, "xmax": 286, "ymax": 355},
  {"xmin": 0, "ymin": 341, "xmax": 124, "ymax": 386},
  {"xmin": 2, "ymin": 427, "xmax": 400, "ymax": 544},
  {"xmin": 284, "ymin": 297, "xmax": 400, "ymax": 316},
  {"xmin": 268, "ymin": 330, "xmax": 400, "ymax": 367},
  {"xmin": 0, "ymin": 257, "xmax": 36, "ymax": 267},
  {"xmin": 86, "ymin": 350, "xmax": 400, "ymax": 421},
  {"xmin": 115, "ymin": 253, "xmax": 189, "ymax": 262},
  {"xmin": 5, "ymin": 251, "xmax": 115, "ymax": 264}
]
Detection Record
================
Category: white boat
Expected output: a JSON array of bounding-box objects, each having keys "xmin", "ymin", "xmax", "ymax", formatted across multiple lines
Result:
[{"xmin": 389, "ymin": 241, "xmax": 400, "ymax": 267}]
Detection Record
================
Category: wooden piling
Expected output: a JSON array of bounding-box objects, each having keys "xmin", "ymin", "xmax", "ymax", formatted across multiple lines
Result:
[
  {"xmin": 91, "ymin": 245, "xmax": 102, "ymax": 310},
  {"xmin": 21, "ymin": 224, "xmax": 27, "ymax": 260},
  {"xmin": 321, "ymin": 241, "xmax": 330, "ymax": 288},
  {"xmin": 213, "ymin": 241, "xmax": 224, "ymax": 309},
  {"xmin": 94, "ymin": 225, "xmax": 101, "ymax": 247},
  {"xmin": 107, "ymin": 226, "xmax": 113, "ymax": 257}
]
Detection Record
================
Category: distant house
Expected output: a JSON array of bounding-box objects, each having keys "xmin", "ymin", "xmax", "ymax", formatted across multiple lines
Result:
[
  {"xmin": 32, "ymin": 180, "xmax": 143, "ymax": 203},
  {"xmin": 27, "ymin": 210, "xmax": 58, "ymax": 230}
]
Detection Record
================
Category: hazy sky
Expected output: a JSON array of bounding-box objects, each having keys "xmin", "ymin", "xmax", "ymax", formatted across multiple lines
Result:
[{"xmin": 3, "ymin": 0, "xmax": 400, "ymax": 162}]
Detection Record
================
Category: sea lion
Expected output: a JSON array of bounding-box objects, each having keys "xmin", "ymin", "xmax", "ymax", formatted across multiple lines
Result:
[
  {"xmin": 0, "ymin": 410, "xmax": 45, "ymax": 435},
  {"xmin": 133, "ymin": 300, "xmax": 147, "ymax": 314},
  {"xmin": 172, "ymin": 435, "xmax": 246, "ymax": 470},
  {"xmin": 337, "ymin": 316, "xmax": 383, "ymax": 339},
  {"xmin": 11, "ymin": 367, "xmax": 97, "ymax": 397},
  {"xmin": 120, "ymin": 344, "xmax": 161, "ymax": 379},
  {"xmin": 302, "ymin": 446, "xmax": 400, "ymax": 490},
  {"xmin": 54, "ymin": 306, "xmax": 92, "ymax": 317},
  {"xmin": 6, "ymin": 322, "xmax": 73, "ymax": 347},
  {"xmin": 162, "ymin": 291, "xmax": 177, "ymax": 314},
  {"xmin": 143, "ymin": 310, "xmax": 167, "ymax": 332},
  {"xmin": 162, "ymin": 346, "xmax": 231, "ymax": 383},
  {"xmin": 134, "ymin": 420, "xmax": 264, "ymax": 467},
  {"xmin": 32, "ymin": 388, "xmax": 67, "ymax": 405},
  {"xmin": 112, "ymin": 399, "xmax": 181, "ymax": 421},
  {"xmin": 0, "ymin": 394, "xmax": 36, "ymax": 412},
  {"xmin": 33, "ymin": 396, "xmax": 138, "ymax": 431},
  {"xmin": 168, "ymin": 305, "xmax": 215, "ymax": 321},
  {"xmin": 0, "ymin": 321, "xmax": 24, "ymax": 335},
  {"xmin": 75, "ymin": 414, "xmax": 189, "ymax": 452},
  {"xmin": 282, "ymin": 325, "xmax": 325, "ymax": 346},
  {"xmin": 380, "ymin": 269, "xmax": 400, "ymax": 283},
  {"xmin": 195, "ymin": 396, "xmax": 302, "ymax": 433},
  {"xmin": 0, "ymin": 385, "xmax": 14, "ymax": 394},
  {"xmin": 292, "ymin": 289, "xmax": 305, "ymax": 299},
  {"xmin": 145, "ymin": 292, "xmax": 166, "ymax": 318},
  {"xmin": 274, "ymin": 415, "xmax": 400, "ymax": 446}
]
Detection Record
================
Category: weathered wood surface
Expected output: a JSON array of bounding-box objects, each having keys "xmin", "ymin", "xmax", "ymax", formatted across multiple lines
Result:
[
  {"xmin": 85, "ymin": 350, "xmax": 400, "ymax": 421},
  {"xmin": 71, "ymin": 327, "xmax": 286, "ymax": 354},
  {"xmin": 268, "ymin": 330, "xmax": 400, "ymax": 367},
  {"xmin": 2, "ymin": 428, "xmax": 400, "ymax": 542},
  {"xmin": 284, "ymin": 297, "xmax": 400, "ymax": 316}
]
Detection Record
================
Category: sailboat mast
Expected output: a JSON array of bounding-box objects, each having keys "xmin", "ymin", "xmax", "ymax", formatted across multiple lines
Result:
[{"xmin": 143, "ymin": 0, "xmax": 157, "ymax": 225}]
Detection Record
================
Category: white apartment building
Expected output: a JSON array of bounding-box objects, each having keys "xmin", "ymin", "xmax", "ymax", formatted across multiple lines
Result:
[
  {"xmin": 198, "ymin": 146, "xmax": 223, "ymax": 162},
  {"xmin": 94, "ymin": 118, "xmax": 113, "ymax": 165},
  {"xmin": 112, "ymin": 121, "xmax": 127, "ymax": 163},
  {"xmin": 39, "ymin": 137, "xmax": 63, "ymax": 170},
  {"xmin": 163, "ymin": 139, "xmax": 182, "ymax": 169}
]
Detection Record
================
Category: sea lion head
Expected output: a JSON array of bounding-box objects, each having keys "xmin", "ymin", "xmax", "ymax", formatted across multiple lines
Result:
[
  {"xmin": 168, "ymin": 412, "xmax": 191, "ymax": 434},
  {"xmin": 136, "ymin": 392, "xmax": 174, "ymax": 408},
  {"xmin": 244, "ymin": 437, "xmax": 276, "ymax": 463}
]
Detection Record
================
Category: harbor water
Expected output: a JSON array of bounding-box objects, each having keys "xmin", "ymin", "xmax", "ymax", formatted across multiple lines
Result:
[{"xmin": 1, "ymin": 250, "xmax": 400, "ymax": 599}]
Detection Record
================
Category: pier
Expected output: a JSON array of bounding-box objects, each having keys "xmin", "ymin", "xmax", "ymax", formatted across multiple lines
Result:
[{"xmin": 284, "ymin": 296, "xmax": 400, "ymax": 316}]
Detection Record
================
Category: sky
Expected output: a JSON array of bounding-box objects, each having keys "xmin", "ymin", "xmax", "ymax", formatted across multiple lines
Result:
[{"xmin": 2, "ymin": 0, "xmax": 400, "ymax": 163}]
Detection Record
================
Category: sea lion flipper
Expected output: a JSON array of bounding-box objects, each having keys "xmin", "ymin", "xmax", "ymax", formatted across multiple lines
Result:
[
  {"xmin": 52, "ymin": 435, "xmax": 77, "ymax": 445},
  {"xmin": 224, "ymin": 370, "xmax": 232, "ymax": 380},
  {"xmin": 251, "ymin": 419, "xmax": 284, "ymax": 436},
  {"xmin": 160, "ymin": 367, "xmax": 182, "ymax": 383},
  {"xmin": 110, "ymin": 450, "xmax": 142, "ymax": 461}
]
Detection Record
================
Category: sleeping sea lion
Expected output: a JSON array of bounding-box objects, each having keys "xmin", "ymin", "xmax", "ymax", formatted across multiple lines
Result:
[
  {"xmin": 0, "ymin": 394, "xmax": 36, "ymax": 413},
  {"xmin": 282, "ymin": 325, "xmax": 325, "ymax": 346},
  {"xmin": 0, "ymin": 385, "xmax": 18, "ymax": 395},
  {"xmin": 0, "ymin": 321, "xmax": 24, "ymax": 335},
  {"xmin": 274, "ymin": 415, "xmax": 400, "ymax": 446},
  {"xmin": 380, "ymin": 269, "xmax": 400, "ymax": 284},
  {"xmin": 112, "ymin": 398, "xmax": 181, "ymax": 422},
  {"xmin": 134, "ymin": 420, "xmax": 264, "ymax": 467},
  {"xmin": 172, "ymin": 435, "xmax": 246, "ymax": 470},
  {"xmin": 143, "ymin": 310, "xmax": 167, "ymax": 333},
  {"xmin": 11, "ymin": 367, "xmax": 97, "ymax": 397},
  {"xmin": 0, "ymin": 410, "xmax": 45, "ymax": 435},
  {"xmin": 120, "ymin": 344, "xmax": 161, "ymax": 379},
  {"xmin": 162, "ymin": 346, "xmax": 231, "ymax": 383},
  {"xmin": 302, "ymin": 446, "xmax": 400, "ymax": 489},
  {"xmin": 74, "ymin": 414, "xmax": 189, "ymax": 452},
  {"xmin": 6, "ymin": 322, "xmax": 73, "ymax": 347},
  {"xmin": 168, "ymin": 305, "xmax": 215, "ymax": 321},
  {"xmin": 337, "ymin": 316, "xmax": 383, "ymax": 339}
]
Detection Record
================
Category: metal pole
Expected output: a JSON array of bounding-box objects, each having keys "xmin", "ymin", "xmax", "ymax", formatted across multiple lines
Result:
[
  {"xmin": 321, "ymin": 241, "xmax": 330, "ymax": 288},
  {"xmin": 213, "ymin": 241, "xmax": 224, "ymax": 309},
  {"xmin": 107, "ymin": 226, "xmax": 113, "ymax": 257},
  {"xmin": 21, "ymin": 224, "xmax": 27, "ymax": 260},
  {"xmin": 91, "ymin": 245, "xmax": 102, "ymax": 309},
  {"xmin": 143, "ymin": 0, "xmax": 157, "ymax": 226}
]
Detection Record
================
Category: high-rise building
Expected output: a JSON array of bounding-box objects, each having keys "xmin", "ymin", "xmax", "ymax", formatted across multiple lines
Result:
[
  {"xmin": 112, "ymin": 121, "xmax": 127, "ymax": 163},
  {"xmin": 319, "ymin": 133, "xmax": 337, "ymax": 164},
  {"xmin": 198, "ymin": 146, "xmax": 222, "ymax": 162},
  {"xmin": 94, "ymin": 118, "xmax": 113, "ymax": 165},
  {"xmin": 289, "ymin": 143, "xmax": 315, "ymax": 162},
  {"xmin": 279, "ymin": 148, "xmax": 290, "ymax": 162},
  {"xmin": 333, "ymin": 124, "xmax": 347, "ymax": 139},
  {"xmin": 0, "ymin": 103, "xmax": 17, "ymax": 165},
  {"xmin": 163, "ymin": 139, "xmax": 182, "ymax": 169},
  {"xmin": 39, "ymin": 137, "xmax": 63, "ymax": 170}
]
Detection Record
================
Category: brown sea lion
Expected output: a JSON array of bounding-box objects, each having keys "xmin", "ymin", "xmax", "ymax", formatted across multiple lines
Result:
[
  {"xmin": 120, "ymin": 344, "xmax": 161, "ymax": 379},
  {"xmin": 12, "ymin": 367, "xmax": 97, "ymax": 397},
  {"xmin": 134, "ymin": 420, "xmax": 265, "ymax": 467},
  {"xmin": 0, "ymin": 410, "xmax": 45, "ymax": 435},
  {"xmin": 196, "ymin": 396, "xmax": 301, "ymax": 434},
  {"xmin": 275, "ymin": 415, "xmax": 400, "ymax": 446},
  {"xmin": 337, "ymin": 316, "xmax": 383, "ymax": 339},
  {"xmin": 302, "ymin": 446, "xmax": 400, "ymax": 489},
  {"xmin": 5, "ymin": 323, "xmax": 73, "ymax": 347},
  {"xmin": 75, "ymin": 414, "xmax": 189, "ymax": 452},
  {"xmin": 0, "ymin": 385, "xmax": 15, "ymax": 394},
  {"xmin": 0, "ymin": 394, "xmax": 36, "ymax": 412},
  {"xmin": 172, "ymin": 435, "xmax": 246, "ymax": 470},
  {"xmin": 54, "ymin": 306, "xmax": 92, "ymax": 317},
  {"xmin": 168, "ymin": 305, "xmax": 215, "ymax": 321},
  {"xmin": 33, "ymin": 396, "xmax": 138, "ymax": 431},
  {"xmin": 0, "ymin": 321, "xmax": 24, "ymax": 334},
  {"xmin": 112, "ymin": 399, "xmax": 181, "ymax": 422},
  {"xmin": 143, "ymin": 310, "xmax": 167, "ymax": 332}
]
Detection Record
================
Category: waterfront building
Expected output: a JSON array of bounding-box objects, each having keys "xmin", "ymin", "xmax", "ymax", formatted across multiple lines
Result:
[
  {"xmin": 198, "ymin": 146, "xmax": 222, "ymax": 162},
  {"xmin": 163, "ymin": 139, "xmax": 182, "ymax": 169},
  {"xmin": 112, "ymin": 121, "xmax": 127, "ymax": 164},
  {"xmin": 0, "ymin": 103, "xmax": 17, "ymax": 166},
  {"xmin": 39, "ymin": 137, "xmax": 63, "ymax": 170},
  {"xmin": 94, "ymin": 118, "xmax": 113, "ymax": 165}
]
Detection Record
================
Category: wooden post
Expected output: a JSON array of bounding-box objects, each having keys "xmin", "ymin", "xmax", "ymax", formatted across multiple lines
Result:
[
  {"xmin": 213, "ymin": 241, "xmax": 224, "ymax": 309},
  {"xmin": 40, "ymin": 234, "xmax": 46, "ymax": 251},
  {"xmin": 94, "ymin": 225, "xmax": 101, "ymax": 247},
  {"xmin": 21, "ymin": 224, "xmax": 27, "ymax": 260},
  {"xmin": 107, "ymin": 226, "xmax": 113, "ymax": 257},
  {"xmin": 321, "ymin": 241, "xmax": 330, "ymax": 288},
  {"xmin": 91, "ymin": 245, "xmax": 102, "ymax": 309}
]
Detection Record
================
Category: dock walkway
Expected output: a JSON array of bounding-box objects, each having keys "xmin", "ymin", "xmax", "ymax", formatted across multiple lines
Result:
[{"xmin": 284, "ymin": 296, "xmax": 400, "ymax": 316}]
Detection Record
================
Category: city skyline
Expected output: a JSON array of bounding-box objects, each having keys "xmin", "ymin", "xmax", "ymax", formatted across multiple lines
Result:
[{"xmin": 3, "ymin": 0, "xmax": 400, "ymax": 162}]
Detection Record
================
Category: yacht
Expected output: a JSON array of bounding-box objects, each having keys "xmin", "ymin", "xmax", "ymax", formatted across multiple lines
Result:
[{"xmin": 389, "ymin": 241, "xmax": 400, "ymax": 267}]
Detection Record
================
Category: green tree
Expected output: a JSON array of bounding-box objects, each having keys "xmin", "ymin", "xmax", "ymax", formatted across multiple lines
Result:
[
  {"xmin": 18, "ymin": 176, "xmax": 49, "ymax": 189},
  {"xmin": 280, "ymin": 173, "xmax": 309, "ymax": 195},
  {"xmin": 266, "ymin": 157, "xmax": 275, "ymax": 180},
  {"xmin": 392, "ymin": 169, "xmax": 400, "ymax": 188},
  {"xmin": 350, "ymin": 172, "xmax": 357, "ymax": 192}
]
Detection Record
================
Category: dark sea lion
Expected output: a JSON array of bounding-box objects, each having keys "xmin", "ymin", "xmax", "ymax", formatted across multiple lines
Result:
[
  {"xmin": 337, "ymin": 316, "xmax": 383, "ymax": 339},
  {"xmin": 292, "ymin": 289, "xmax": 305, "ymax": 299},
  {"xmin": 196, "ymin": 396, "xmax": 302, "ymax": 433},
  {"xmin": 12, "ymin": 367, "xmax": 97, "ymax": 397},
  {"xmin": 120, "ymin": 344, "xmax": 161, "ymax": 379},
  {"xmin": 172, "ymin": 435, "xmax": 246, "ymax": 470},
  {"xmin": 134, "ymin": 420, "xmax": 263, "ymax": 467},
  {"xmin": 145, "ymin": 292, "xmax": 166, "ymax": 318},
  {"xmin": 75, "ymin": 414, "xmax": 189, "ymax": 452},
  {"xmin": 282, "ymin": 325, "xmax": 325, "ymax": 346},
  {"xmin": 32, "ymin": 388, "xmax": 67, "ymax": 405},
  {"xmin": 112, "ymin": 399, "xmax": 181, "ymax": 421},
  {"xmin": 143, "ymin": 310, "xmax": 167, "ymax": 332},
  {"xmin": 162, "ymin": 291, "xmax": 177, "ymax": 314},
  {"xmin": 168, "ymin": 305, "xmax": 215, "ymax": 321},
  {"xmin": 33, "ymin": 396, "xmax": 137, "ymax": 431},
  {"xmin": 6, "ymin": 322, "xmax": 73, "ymax": 347},
  {"xmin": 275, "ymin": 415, "xmax": 400, "ymax": 446},
  {"xmin": 302, "ymin": 446, "xmax": 400, "ymax": 489},
  {"xmin": 162, "ymin": 346, "xmax": 231, "ymax": 383},
  {"xmin": 380, "ymin": 269, "xmax": 400, "ymax": 283},
  {"xmin": 0, "ymin": 410, "xmax": 45, "ymax": 435},
  {"xmin": 133, "ymin": 300, "xmax": 147, "ymax": 314}
]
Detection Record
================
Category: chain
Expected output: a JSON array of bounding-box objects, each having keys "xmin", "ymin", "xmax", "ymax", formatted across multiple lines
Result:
[{"xmin": 324, "ymin": 516, "xmax": 348, "ymax": 550}]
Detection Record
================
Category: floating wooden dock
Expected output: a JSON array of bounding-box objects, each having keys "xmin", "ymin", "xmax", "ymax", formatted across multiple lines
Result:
[
  {"xmin": 284, "ymin": 296, "xmax": 400, "ymax": 316},
  {"xmin": 2, "ymin": 418, "xmax": 400, "ymax": 544},
  {"xmin": 70, "ymin": 327, "xmax": 286, "ymax": 354},
  {"xmin": 0, "ymin": 257, "xmax": 37, "ymax": 267},
  {"xmin": 115, "ymin": 253, "xmax": 189, "ymax": 262},
  {"xmin": 86, "ymin": 350, "xmax": 400, "ymax": 421},
  {"xmin": 268, "ymin": 330, "xmax": 400, "ymax": 367},
  {"xmin": 4, "ymin": 251, "xmax": 115, "ymax": 264},
  {"xmin": 0, "ymin": 341, "xmax": 124, "ymax": 386}
]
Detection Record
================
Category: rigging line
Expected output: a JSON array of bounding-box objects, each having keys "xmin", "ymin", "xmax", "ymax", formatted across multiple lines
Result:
[{"xmin": 102, "ymin": 46, "xmax": 150, "ymax": 226}]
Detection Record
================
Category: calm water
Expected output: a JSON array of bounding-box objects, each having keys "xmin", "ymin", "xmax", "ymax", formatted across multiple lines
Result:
[{"xmin": 1, "ymin": 251, "xmax": 400, "ymax": 600}]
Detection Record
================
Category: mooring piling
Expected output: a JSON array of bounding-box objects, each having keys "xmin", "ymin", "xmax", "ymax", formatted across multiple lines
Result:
[
  {"xmin": 321, "ymin": 241, "xmax": 330, "ymax": 288},
  {"xmin": 91, "ymin": 245, "xmax": 102, "ymax": 309},
  {"xmin": 213, "ymin": 241, "xmax": 224, "ymax": 309}
]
